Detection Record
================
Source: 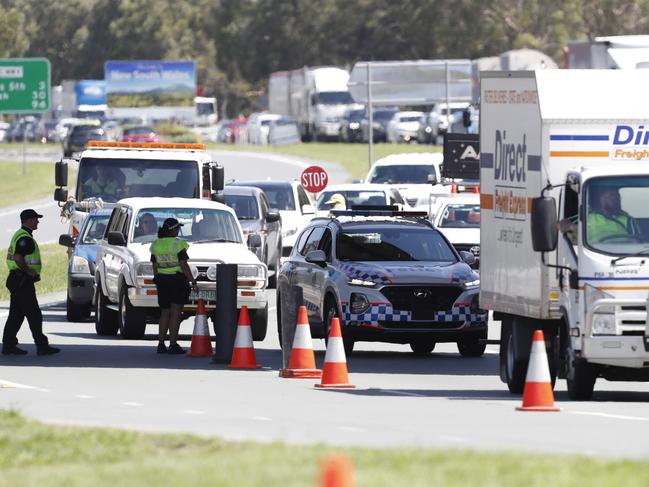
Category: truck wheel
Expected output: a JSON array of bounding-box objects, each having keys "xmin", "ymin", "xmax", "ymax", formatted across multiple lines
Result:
[
  {"xmin": 504, "ymin": 327, "xmax": 527, "ymax": 393},
  {"xmin": 566, "ymin": 346, "xmax": 597, "ymax": 400},
  {"xmin": 457, "ymin": 331, "xmax": 487, "ymax": 357},
  {"xmin": 249, "ymin": 304, "xmax": 268, "ymax": 341},
  {"xmin": 95, "ymin": 286, "xmax": 118, "ymax": 336},
  {"xmin": 410, "ymin": 340, "xmax": 436, "ymax": 355},
  {"xmin": 67, "ymin": 294, "xmax": 90, "ymax": 322},
  {"xmin": 118, "ymin": 285, "xmax": 146, "ymax": 340}
]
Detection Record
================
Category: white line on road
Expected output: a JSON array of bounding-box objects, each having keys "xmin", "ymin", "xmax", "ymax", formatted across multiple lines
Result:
[
  {"xmin": 252, "ymin": 416, "xmax": 272, "ymax": 421},
  {"xmin": 0, "ymin": 379, "xmax": 49, "ymax": 392},
  {"xmin": 183, "ymin": 409, "xmax": 205, "ymax": 415},
  {"xmin": 75, "ymin": 394, "xmax": 94, "ymax": 399},
  {"xmin": 122, "ymin": 401, "xmax": 143, "ymax": 407},
  {"xmin": 570, "ymin": 411, "xmax": 649, "ymax": 422}
]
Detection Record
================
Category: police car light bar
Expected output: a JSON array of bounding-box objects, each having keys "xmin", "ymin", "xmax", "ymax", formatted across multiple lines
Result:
[
  {"xmin": 332, "ymin": 205, "xmax": 429, "ymax": 217},
  {"xmin": 86, "ymin": 141, "xmax": 206, "ymax": 150}
]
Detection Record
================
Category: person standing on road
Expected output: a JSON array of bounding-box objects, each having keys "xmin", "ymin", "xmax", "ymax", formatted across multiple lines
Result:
[
  {"xmin": 150, "ymin": 218, "xmax": 198, "ymax": 355},
  {"xmin": 1, "ymin": 209, "xmax": 60, "ymax": 356}
]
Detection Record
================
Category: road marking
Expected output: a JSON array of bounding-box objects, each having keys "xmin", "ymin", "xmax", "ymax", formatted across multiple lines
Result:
[
  {"xmin": 570, "ymin": 411, "xmax": 649, "ymax": 422},
  {"xmin": 0, "ymin": 379, "xmax": 49, "ymax": 392},
  {"xmin": 252, "ymin": 416, "xmax": 272, "ymax": 421},
  {"xmin": 75, "ymin": 394, "xmax": 94, "ymax": 399},
  {"xmin": 183, "ymin": 409, "xmax": 205, "ymax": 415},
  {"xmin": 382, "ymin": 389, "xmax": 428, "ymax": 398},
  {"xmin": 122, "ymin": 401, "xmax": 143, "ymax": 407}
]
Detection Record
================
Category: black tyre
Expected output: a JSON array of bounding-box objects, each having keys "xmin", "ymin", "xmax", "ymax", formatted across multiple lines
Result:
[
  {"xmin": 457, "ymin": 331, "xmax": 487, "ymax": 357},
  {"xmin": 323, "ymin": 297, "xmax": 354, "ymax": 356},
  {"xmin": 503, "ymin": 327, "xmax": 527, "ymax": 394},
  {"xmin": 410, "ymin": 340, "xmax": 436, "ymax": 355},
  {"xmin": 566, "ymin": 352, "xmax": 597, "ymax": 400},
  {"xmin": 94, "ymin": 285, "xmax": 118, "ymax": 336},
  {"xmin": 118, "ymin": 284, "xmax": 146, "ymax": 339},
  {"xmin": 267, "ymin": 243, "xmax": 281, "ymax": 289},
  {"xmin": 276, "ymin": 291, "xmax": 283, "ymax": 348},
  {"xmin": 250, "ymin": 304, "xmax": 268, "ymax": 341},
  {"xmin": 67, "ymin": 294, "xmax": 90, "ymax": 322}
]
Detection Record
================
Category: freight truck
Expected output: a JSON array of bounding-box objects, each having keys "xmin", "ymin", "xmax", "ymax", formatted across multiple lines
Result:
[
  {"xmin": 480, "ymin": 70, "xmax": 649, "ymax": 399},
  {"xmin": 268, "ymin": 66, "xmax": 354, "ymax": 141}
]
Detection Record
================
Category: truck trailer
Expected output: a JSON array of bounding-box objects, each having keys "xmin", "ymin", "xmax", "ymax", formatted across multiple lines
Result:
[{"xmin": 480, "ymin": 69, "xmax": 649, "ymax": 399}]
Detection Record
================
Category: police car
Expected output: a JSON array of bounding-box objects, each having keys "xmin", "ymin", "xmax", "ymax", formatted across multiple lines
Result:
[{"xmin": 276, "ymin": 207, "xmax": 487, "ymax": 356}]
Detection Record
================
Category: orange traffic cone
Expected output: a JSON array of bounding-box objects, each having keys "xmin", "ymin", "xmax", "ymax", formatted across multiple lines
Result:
[
  {"xmin": 280, "ymin": 306, "xmax": 322, "ymax": 378},
  {"xmin": 473, "ymin": 185, "xmax": 480, "ymax": 194},
  {"xmin": 517, "ymin": 329, "xmax": 560, "ymax": 412},
  {"xmin": 320, "ymin": 454, "xmax": 355, "ymax": 487},
  {"xmin": 228, "ymin": 306, "xmax": 262, "ymax": 369},
  {"xmin": 450, "ymin": 183, "xmax": 458, "ymax": 193},
  {"xmin": 187, "ymin": 299, "xmax": 213, "ymax": 357},
  {"xmin": 315, "ymin": 317, "xmax": 355, "ymax": 389}
]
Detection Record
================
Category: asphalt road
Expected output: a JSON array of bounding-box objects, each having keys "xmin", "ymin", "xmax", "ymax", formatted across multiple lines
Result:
[{"xmin": 1, "ymin": 292, "xmax": 649, "ymax": 459}]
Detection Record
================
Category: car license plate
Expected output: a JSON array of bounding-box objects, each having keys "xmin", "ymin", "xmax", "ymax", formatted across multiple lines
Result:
[{"xmin": 189, "ymin": 290, "xmax": 216, "ymax": 302}]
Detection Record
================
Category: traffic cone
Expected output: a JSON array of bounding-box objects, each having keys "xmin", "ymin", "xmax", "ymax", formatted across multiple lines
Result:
[
  {"xmin": 320, "ymin": 454, "xmax": 355, "ymax": 487},
  {"xmin": 473, "ymin": 185, "xmax": 480, "ymax": 194},
  {"xmin": 315, "ymin": 317, "xmax": 355, "ymax": 389},
  {"xmin": 228, "ymin": 306, "xmax": 262, "ymax": 369},
  {"xmin": 450, "ymin": 183, "xmax": 458, "ymax": 193},
  {"xmin": 517, "ymin": 329, "xmax": 561, "ymax": 412},
  {"xmin": 187, "ymin": 299, "xmax": 213, "ymax": 357},
  {"xmin": 280, "ymin": 306, "xmax": 322, "ymax": 378}
]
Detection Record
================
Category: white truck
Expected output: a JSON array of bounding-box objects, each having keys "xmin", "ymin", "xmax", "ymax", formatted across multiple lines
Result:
[
  {"xmin": 54, "ymin": 142, "xmax": 225, "ymax": 238},
  {"xmin": 480, "ymin": 70, "xmax": 649, "ymax": 399},
  {"xmin": 268, "ymin": 66, "xmax": 354, "ymax": 141}
]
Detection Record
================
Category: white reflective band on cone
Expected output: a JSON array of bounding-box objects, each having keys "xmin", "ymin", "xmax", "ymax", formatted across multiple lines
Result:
[
  {"xmin": 525, "ymin": 339, "xmax": 552, "ymax": 383},
  {"xmin": 233, "ymin": 324, "xmax": 253, "ymax": 348},
  {"xmin": 292, "ymin": 324, "xmax": 314, "ymax": 349},
  {"xmin": 324, "ymin": 336, "xmax": 346, "ymax": 363}
]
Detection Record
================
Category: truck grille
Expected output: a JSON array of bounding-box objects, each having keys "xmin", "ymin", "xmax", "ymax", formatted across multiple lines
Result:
[{"xmin": 380, "ymin": 285, "xmax": 463, "ymax": 312}]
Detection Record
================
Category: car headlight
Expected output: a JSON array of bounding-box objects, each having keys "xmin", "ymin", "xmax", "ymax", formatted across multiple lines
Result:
[
  {"xmin": 206, "ymin": 265, "xmax": 217, "ymax": 281},
  {"xmin": 462, "ymin": 278, "xmax": 480, "ymax": 290},
  {"xmin": 350, "ymin": 293, "xmax": 370, "ymax": 314},
  {"xmin": 238, "ymin": 264, "xmax": 265, "ymax": 279},
  {"xmin": 347, "ymin": 278, "xmax": 376, "ymax": 288},
  {"xmin": 135, "ymin": 262, "xmax": 154, "ymax": 277},
  {"xmin": 71, "ymin": 256, "xmax": 90, "ymax": 274},
  {"xmin": 592, "ymin": 311, "xmax": 616, "ymax": 335},
  {"xmin": 349, "ymin": 122, "xmax": 360, "ymax": 129}
]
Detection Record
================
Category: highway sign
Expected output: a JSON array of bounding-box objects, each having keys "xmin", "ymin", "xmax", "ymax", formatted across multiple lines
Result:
[
  {"xmin": 301, "ymin": 165, "xmax": 328, "ymax": 193},
  {"xmin": 0, "ymin": 58, "xmax": 51, "ymax": 113}
]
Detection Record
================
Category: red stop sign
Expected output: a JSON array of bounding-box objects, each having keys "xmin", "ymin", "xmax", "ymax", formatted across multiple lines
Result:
[{"xmin": 301, "ymin": 165, "xmax": 329, "ymax": 193}]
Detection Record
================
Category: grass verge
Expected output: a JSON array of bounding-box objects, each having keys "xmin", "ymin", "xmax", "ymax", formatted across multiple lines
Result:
[
  {"xmin": 206, "ymin": 142, "xmax": 440, "ymax": 180},
  {"xmin": 0, "ymin": 243, "xmax": 68, "ymax": 301},
  {"xmin": 0, "ymin": 162, "xmax": 56, "ymax": 207},
  {"xmin": 1, "ymin": 409, "xmax": 648, "ymax": 487}
]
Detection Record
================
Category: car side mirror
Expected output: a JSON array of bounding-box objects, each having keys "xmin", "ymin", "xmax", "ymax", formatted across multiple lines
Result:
[
  {"xmin": 301, "ymin": 204, "xmax": 315, "ymax": 215},
  {"xmin": 459, "ymin": 251, "xmax": 476, "ymax": 265},
  {"xmin": 58, "ymin": 234, "xmax": 74, "ymax": 248},
  {"xmin": 247, "ymin": 234, "xmax": 262, "ymax": 248},
  {"xmin": 427, "ymin": 174, "xmax": 437, "ymax": 185},
  {"xmin": 54, "ymin": 187, "xmax": 68, "ymax": 202},
  {"xmin": 531, "ymin": 197, "xmax": 558, "ymax": 252},
  {"xmin": 266, "ymin": 211, "xmax": 280, "ymax": 223},
  {"xmin": 305, "ymin": 249, "xmax": 327, "ymax": 267},
  {"xmin": 107, "ymin": 231, "xmax": 126, "ymax": 246}
]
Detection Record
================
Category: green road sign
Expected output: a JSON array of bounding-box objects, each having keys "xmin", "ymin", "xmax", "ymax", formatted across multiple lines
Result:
[{"xmin": 0, "ymin": 58, "xmax": 51, "ymax": 113}]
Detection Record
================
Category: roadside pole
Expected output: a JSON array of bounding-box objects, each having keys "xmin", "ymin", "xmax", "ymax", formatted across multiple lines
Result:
[
  {"xmin": 445, "ymin": 61, "xmax": 450, "ymax": 144},
  {"xmin": 367, "ymin": 62, "xmax": 373, "ymax": 169},
  {"xmin": 22, "ymin": 127, "xmax": 26, "ymax": 175}
]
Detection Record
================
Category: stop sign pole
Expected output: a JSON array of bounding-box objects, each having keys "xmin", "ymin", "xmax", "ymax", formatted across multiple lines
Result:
[{"xmin": 301, "ymin": 166, "xmax": 329, "ymax": 201}]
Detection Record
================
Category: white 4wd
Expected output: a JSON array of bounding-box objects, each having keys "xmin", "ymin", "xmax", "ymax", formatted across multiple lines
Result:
[{"xmin": 94, "ymin": 197, "xmax": 268, "ymax": 341}]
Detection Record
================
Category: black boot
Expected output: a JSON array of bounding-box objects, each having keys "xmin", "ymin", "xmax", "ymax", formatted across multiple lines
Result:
[
  {"xmin": 37, "ymin": 345, "xmax": 61, "ymax": 356},
  {"xmin": 2, "ymin": 345, "xmax": 28, "ymax": 355}
]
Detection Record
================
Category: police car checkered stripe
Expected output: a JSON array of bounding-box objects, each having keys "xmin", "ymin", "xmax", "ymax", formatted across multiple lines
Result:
[
  {"xmin": 338, "ymin": 262, "xmax": 392, "ymax": 284},
  {"xmin": 341, "ymin": 303, "xmax": 486, "ymax": 323}
]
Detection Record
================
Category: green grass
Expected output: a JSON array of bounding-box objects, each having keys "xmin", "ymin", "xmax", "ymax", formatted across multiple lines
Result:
[
  {"xmin": 0, "ymin": 162, "xmax": 56, "ymax": 207},
  {"xmin": 0, "ymin": 142, "xmax": 58, "ymax": 150},
  {"xmin": 0, "ymin": 243, "xmax": 68, "ymax": 301},
  {"xmin": 206, "ymin": 142, "xmax": 440, "ymax": 180},
  {"xmin": 0, "ymin": 409, "xmax": 648, "ymax": 487}
]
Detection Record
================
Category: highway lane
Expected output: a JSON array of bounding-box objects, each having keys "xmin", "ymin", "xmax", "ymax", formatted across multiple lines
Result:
[{"xmin": 1, "ymin": 292, "xmax": 649, "ymax": 459}]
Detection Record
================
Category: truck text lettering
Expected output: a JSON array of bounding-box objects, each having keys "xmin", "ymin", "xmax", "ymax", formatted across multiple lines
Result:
[{"xmin": 494, "ymin": 130, "xmax": 526, "ymax": 183}]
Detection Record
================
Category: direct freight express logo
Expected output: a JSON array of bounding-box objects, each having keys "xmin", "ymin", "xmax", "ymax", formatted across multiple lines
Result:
[
  {"xmin": 613, "ymin": 125, "xmax": 649, "ymax": 160},
  {"xmin": 492, "ymin": 130, "xmax": 529, "ymax": 221},
  {"xmin": 549, "ymin": 125, "xmax": 649, "ymax": 160}
]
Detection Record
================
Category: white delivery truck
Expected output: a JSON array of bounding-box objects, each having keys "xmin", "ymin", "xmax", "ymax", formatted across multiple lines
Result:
[
  {"xmin": 268, "ymin": 66, "xmax": 354, "ymax": 141},
  {"xmin": 480, "ymin": 70, "xmax": 649, "ymax": 399}
]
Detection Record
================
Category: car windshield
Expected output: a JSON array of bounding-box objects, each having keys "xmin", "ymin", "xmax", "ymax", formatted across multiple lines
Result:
[
  {"xmin": 399, "ymin": 116, "xmax": 422, "ymax": 122},
  {"xmin": 132, "ymin": 207, "xmax": 242, "ymax": 244},
  {"xmin": 77, "ymin": 158, "xmax": 199, "ymax": 202},
  {"xmin": 584, "ymin": 176, "xmax": 649, "ymax": 255},
  {"xmin": 225, "ymin": 194, "xmax": 259, "ymax": 220},
  {"xmin": 124, "ymin": 126, "xmax": 153, "ymax": 135},
  {"xmin": 373, "ymin": 110, "xmax": 398, "ymax": 121},
  {"xmin": 247, "ymin": 184, "xmax": 295, "ymax": 211},
  {"xmin": 347, "ymin": 109, "xmax": 365, "ymax": 121},
  {"xmin": 315, "ymin": 91, "xmax": 354, "ymax": 105},
  {"xmin": 316, "ymin": 190, "xmax": 386, "ymax": 210},
  {"xmin": 440, "ymin": 107, "xmax": 466, "ymax": 116},
  {"xmin": 80, "ymin": 214, "xmax": 110, "ymax": 244},
  {"xmin": 438, "ymin": 204, "xmax": 481, "ymax": 228},
  {"xmin": 337, "ymin": 226, "xmax": 456, "ymax": 262},
  {"xmin": 367, "ymin": 164, "xmax": 436, "ymax": 184}
]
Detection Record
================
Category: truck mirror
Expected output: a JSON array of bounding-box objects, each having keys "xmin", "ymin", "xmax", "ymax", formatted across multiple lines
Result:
[
  {"xmin": 569, "ymin": 270, "xmax": 579, "ymax": 290},
  {"xmin": 212, "ymin": 165, "xmax": 224, "ymax": 191},
  {"xmin": 54, "ymin": 188, "xmax": 68, "ymax": 202},
  {"xmin": 55, "ymin": 160, "xmax": 68, "ymax": 187},
  {"xmin": 531, "ymin": 197, "xmax": 558, "ymax": 252}
]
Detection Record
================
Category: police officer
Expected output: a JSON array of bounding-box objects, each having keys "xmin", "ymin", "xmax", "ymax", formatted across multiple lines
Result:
[
  {"xmin": 2, "ymin": 209, "xmax": 60, "ymax": 356},
  {"xmin": 150, "ymin": 218, "xmax": 198, "ymax": 354}
]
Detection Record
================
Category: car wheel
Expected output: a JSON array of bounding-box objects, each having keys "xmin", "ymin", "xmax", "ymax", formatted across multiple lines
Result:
[
  {"xmin": 323, "ymin": 297, "xmax": 354, "ymax": 357},
  {"xmin": 267, "ymin": 244, "xmax": 281, "ymax": 289},
  {"xmin": 118, "ymin": 284, "xmax": 146, "ymax": 339},
  {"xmin": 410, "ymin": 340, "xmax": 436, "ymax": 355},
  {"xmin": 250, "ymin": 304, "xmax": 268, "ymax": 341},
  {"xmin": 276, "ymin": 291, "xmax": 283, "ymax": 348},
  {"xmin": 66, "ymin": 294, "xmax": 89, "ymax": 322},
  {"xmin": 94, "ymin": 285, "xmax": 118, "ymax": 336},
  {"xmin": 457, "ymin": 332, "xmax": 487, "ymax": 357}
]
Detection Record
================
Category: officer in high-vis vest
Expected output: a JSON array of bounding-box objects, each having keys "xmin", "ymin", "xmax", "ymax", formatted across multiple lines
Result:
[
  {"xmin": 150, "ymin": 217, "xmax": 198, "ymax": 355},
  {"xmin": 2, "ymin": 209, "xmax": 60, "ymax": 356}
]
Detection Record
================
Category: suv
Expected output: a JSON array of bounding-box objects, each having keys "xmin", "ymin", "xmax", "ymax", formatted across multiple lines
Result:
[
  {"xmin": 94, "ymin": 197, "xmax": 268, "ymax": 341},
  {"xmin": 276, "ymin": 209, "xmax": 487, "ymax": 356},
  {"xmin": 63, "ymin": 123, "xmax": 106, "ymax": 157}
]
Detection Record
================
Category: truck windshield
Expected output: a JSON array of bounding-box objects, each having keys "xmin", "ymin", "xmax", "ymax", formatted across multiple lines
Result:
[
  {"xmin": 438, "ymin": 204, "xmax": 480, "ymax": 228},
  {"xmin": 132, "ymin": 208, "xmax": 242, "ymax": 244},
  {"xmin": 585, "ymin": 176, "xmax": 649, "ymax": 255},
  {"xmin": 316, "ymin": 91, "xmax": 354, "ymax": 105},
  {"xmin": 337, "ymin": 226, "xmax": 456, "ymax": 262},
  {"xmin": 76, "ymin": 158, "xmax": 199, "ymax": 202},
  {"xmin": 367, "ymin": 165, "xmax": 436, "ymax": 184}
]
